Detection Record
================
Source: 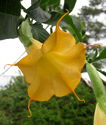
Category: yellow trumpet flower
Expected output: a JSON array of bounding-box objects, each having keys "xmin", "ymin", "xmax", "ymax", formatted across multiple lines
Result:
[
  {"xmin": 10, "ymin": 11, "xmax": 86, "ymax": 116},
  {"xmin": 94, "ymin": 104, "xmax": 106, "ymax": 125},
  {"xmin": 16, "ymin": 11, "xmax": 86, "ymax": 101}
]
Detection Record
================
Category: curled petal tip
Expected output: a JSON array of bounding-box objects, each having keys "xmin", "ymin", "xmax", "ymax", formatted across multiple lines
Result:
[
  {"xmin": 72, "ymin": 90, "xmax": 85, "ymax": 102},
  {"xmin": 4, "ymin": 64, "xmax": 15, "ymax": 69},
  {"xmin": 56, "ymin": 10, "xmax": 69, "ymax": 30},
  {"xmin": 28, "ymin": 113, "xmax": 32, "ymax": 118},
  {"xmin": 65, "ymin": 9, "xmax": 70, "ymax": 13},
  {"xmin": 28, "ymin": 99, "xmax": 32, "ymax": 118},
  {"xmin": 85, "ymin": 44, "xmax": 101, "ymax": 49}
]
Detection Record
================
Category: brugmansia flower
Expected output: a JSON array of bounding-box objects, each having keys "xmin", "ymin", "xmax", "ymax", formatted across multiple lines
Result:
[{"xmin": 10, "ymin": 11, "xmax": 87, "ymax": 116}]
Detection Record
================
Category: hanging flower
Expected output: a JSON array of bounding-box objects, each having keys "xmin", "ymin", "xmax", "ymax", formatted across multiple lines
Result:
[
  {"xmin": 16, "ymin": 11, "xmax": 86, "ymax": 101},
  {"xmin": 10, "ymin": 11, "xmax": 86, "ymax": 116}
]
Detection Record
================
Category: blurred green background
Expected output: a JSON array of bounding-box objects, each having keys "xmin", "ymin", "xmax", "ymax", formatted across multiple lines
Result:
[{"xmin": 0, "ymin": 76, "xmax": 96, "ymax": 125}]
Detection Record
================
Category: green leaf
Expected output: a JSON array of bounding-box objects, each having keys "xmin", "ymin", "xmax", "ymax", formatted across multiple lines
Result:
[
  {"xmin": 31, "ymin": 0, "xmax": 38, "ymax": 4},
  {"xmin": 40, "ymin": 0, "xmax": 60, "ymax": 9},
  {"xmin": 0, "ymin": 0, "xmax": 21, "ymax": 16},
  {"xmin": 60, "ymin": 14, "xmax": 83, "ymax": 42},
  {"xmin": 31, "ymin": 23, "xmax": 49, "ymax": 43},
  {"xmin": 63, "ymin": 0, "xmax": 77, "ymax": 12},
  {"xmin": 18, "ymin": 20, "xmax": 33, "ymax": 47},
  {"xmin": 95, "ymin": 48, "xmax": 106, "ymax": 61},
  {"xmin": 71, "ymin": 16, "xmax": 84, "ymax": 31},
  {"xmin": 0, "ymin": 13, "xmax": 18, "ymax": 40},
  {"xmin": 45, "ymin": 12, "xmax": 61, "ymax": 25},
  {"xmin": 63, "ymin": 15, "xmax": 83, "ymax": 42},
  {"xmin": 0, "ymin": 0, "xmax": 21, "ymax": 39},
  {"xmin": 26, "ymin": 1, "xmax": 51, "ymax": 23},
  {"xmin": 86, "ymin": 63, "xmax": 106, "ymax": 113},
  {"xmin": 31, "ymin": 0, "xmax": 41, "ymax": 7}
]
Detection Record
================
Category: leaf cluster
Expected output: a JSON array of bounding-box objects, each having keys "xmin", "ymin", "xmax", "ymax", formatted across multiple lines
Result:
[{"xmin": 0, "ymin": 0, "xmax": 85, "ymax": 44}]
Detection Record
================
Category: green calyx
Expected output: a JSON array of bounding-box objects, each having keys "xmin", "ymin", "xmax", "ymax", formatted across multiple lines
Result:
[
  {"xmin": 86, "ymin": 63, "xmax": 106, "ymax": 114},
  {"xmin": 18, "ymin": 19, "xmax": 33, "ymax": 47}
]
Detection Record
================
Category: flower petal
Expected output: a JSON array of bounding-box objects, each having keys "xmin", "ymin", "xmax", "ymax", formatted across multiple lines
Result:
[
  {"xmin": 27, "ymin": 54, "xmax": 71, "ymax": 101},
  {"xmin": 16, "ymin": 40, "xmax": 42, "ymax": 83},
  {"xmin": 47, "ymin": 45, "xmax": 85, "ymax": 91},
  {"xmin": 42, "ymin": 30, "xmax": 76, "ymax": 54},
  {"xmin": 27, "ymin": 45, "xmax": 85, "ymax": 101},
  {"xmin": 42, "ymin": 11, "xmax": 75, "ymax": 54},
  {"xmin": 94, "ymin": 103, "xmax": 106, "ymax": 125}
]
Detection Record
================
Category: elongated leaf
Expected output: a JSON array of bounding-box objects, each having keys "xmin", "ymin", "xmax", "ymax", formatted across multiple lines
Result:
[
  {"xmin": 45, "ymin": 12, "xmax": 61, "ymax": 25},
  {"xmin": 64, "ymin": 0, "xmax": 77, "ymax": 12},
  {"xmin": 72, "ymin": 16, "xmax": 83, "ymax": 30},
  {"xmin": 31, "ymin": 0, "xmax": 39, "ymax": 4},
  {"xmin": 31, "ymin": 23, "xmax": 49, "ymax": 42},
  {"xmin": 30, "ymin": 0, "xmax": 41, "ymax": 8},
  {"xmin": 0, "ymin": 0, "xmax": 21, "ymax": 39},
  {"xmin": 0, "ymin": 13, "xmax": 18, "ymax": 40},
  {"xmin": 0, "ymin": 0, "xmax": 21, "ymax": 16},
  {"xmin": 40, "ymin": 0, "xmax": 60, "ymax": 9},
  {"xmin": 64, "ymin": 14, "xmax": 83, "ymax": 42},
  {"xmin": 95, "ymin": 48, "xmax": 106, "ymax": 61},
  {"xmin": 26, "ymin": 1, "xmax": 51, "ymax": 22},
  {"xmin": 86, "ymin": 63, "xmax": 106, "ymax": 113}
]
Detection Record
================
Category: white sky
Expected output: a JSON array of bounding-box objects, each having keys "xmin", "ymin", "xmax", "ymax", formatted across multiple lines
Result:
[{"xmin": 0, "ymin": 0, "xmax": 105, "ymax": 86}]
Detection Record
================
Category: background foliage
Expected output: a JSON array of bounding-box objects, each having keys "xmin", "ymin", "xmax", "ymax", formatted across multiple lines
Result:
[
  {"xmin": 80, "ymin": 0, "xmax": 106, "ymax": 41},
  {"xmin": 0, "ymin": 76, "xmax": 96, "ymax": 125}
]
